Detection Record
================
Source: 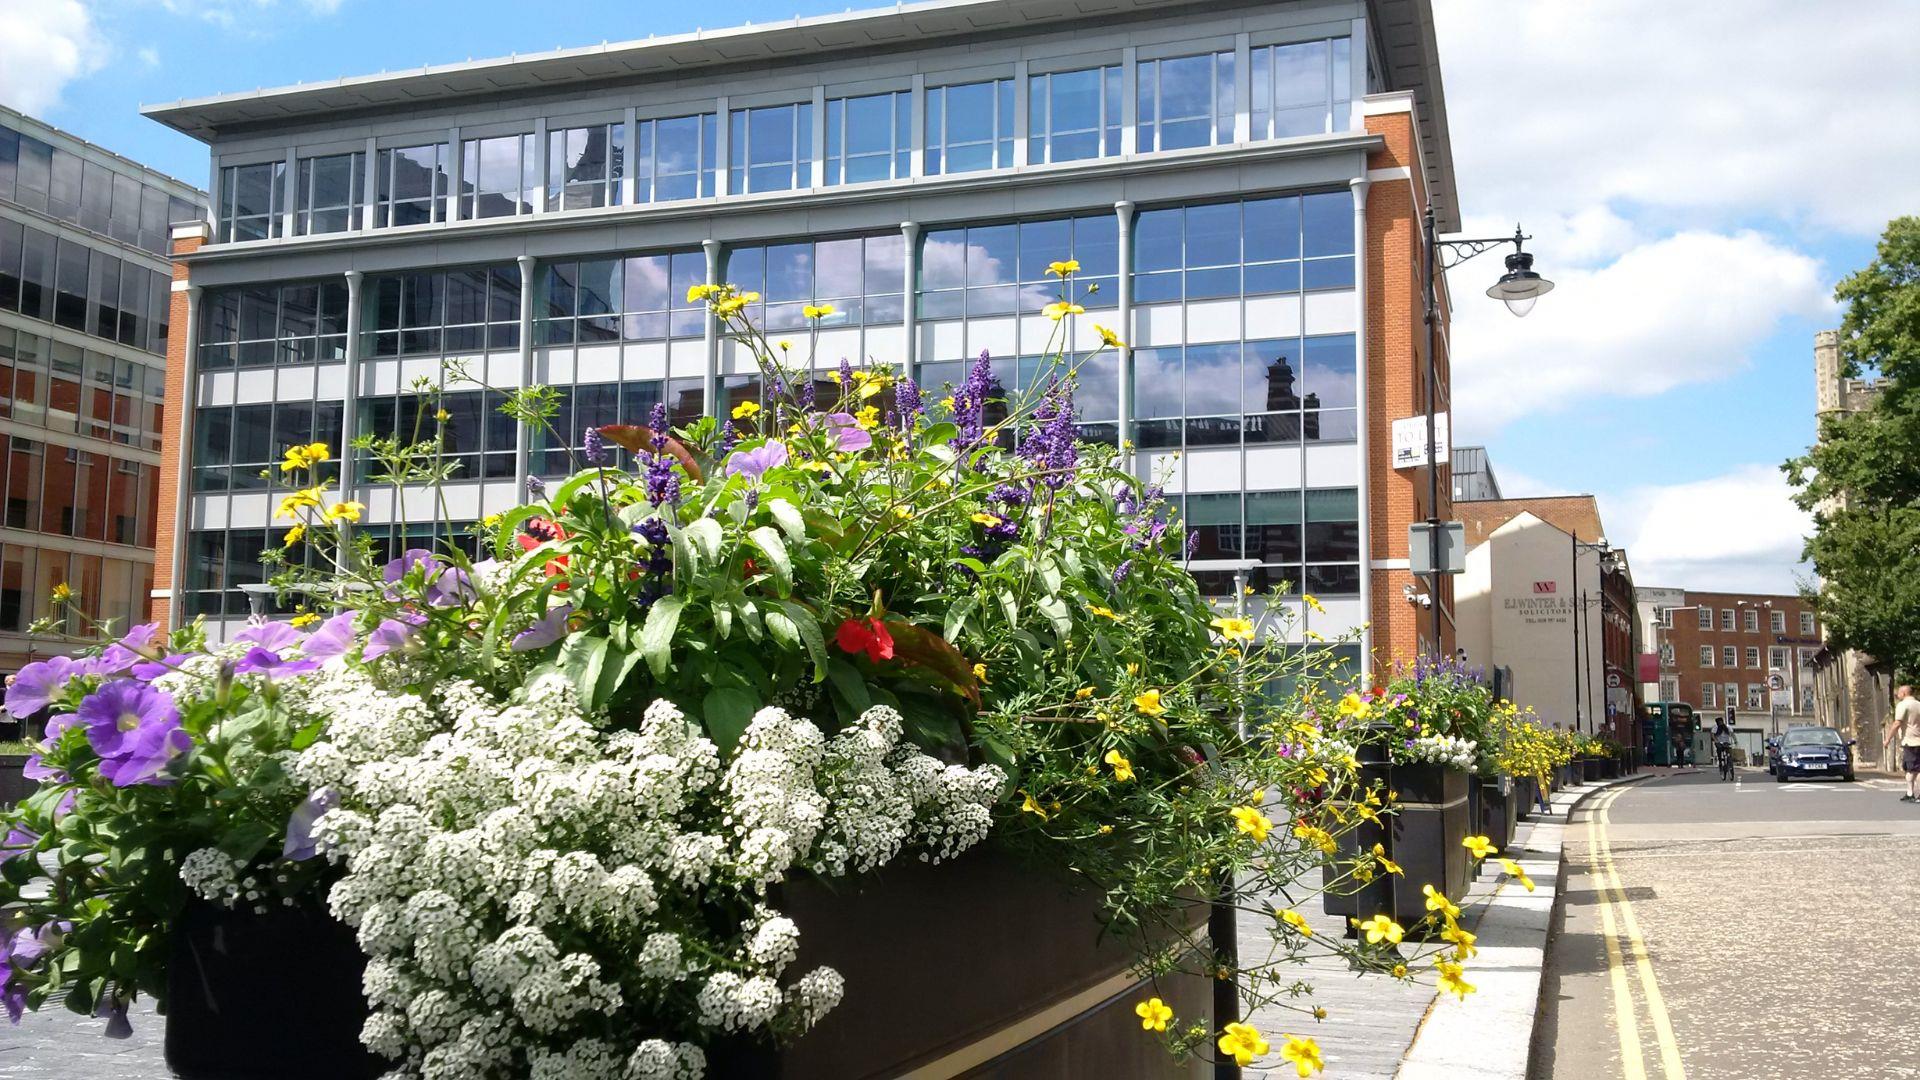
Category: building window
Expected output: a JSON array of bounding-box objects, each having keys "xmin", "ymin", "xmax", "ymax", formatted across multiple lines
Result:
[
  {"xmin": 728, "ymin": 102, "xmax": 813, "ymax": 194},
  {"xmin": 1744, "ymin": 646, "xmax": 1760, "ymax": 668},
  {"xmin": 1658, "ymin": 677, "xmax": 1678, "ymax": 702},
  {"xmin": 1723, "ymin": 682, "xmax": 1737, "ymax": 710},
  {"xmin": 1658, "ymin": 606, "xmax": 1674, "ymax": 628},
  {"xmin": 375, "ymin": 143, "xmax": 451, "ymax": 227},
  {"xmin": 925, "ymin": 78, "xmax": 1015, "ymax": 174},
  {"xmin": 1743, "ymin": 609, "xmax": 1758, "ymax": 632},
  {"xmin": 547, "ymin": 124, "xmax": 624, "ymax": 211},
  {"xmin": 633, "ymin": 113, "xmax": 717, "ymax": 203},
  {"xmin": 725, "ymin": 233, "xmax": 905, "ymax": 336},
  {"xmin": 1168, "ymin": 487, "xmax": 1357, "ymax": 598},
  {"xmin": 1770, "ymin": 609, "xmax": 1786, "ymax": 634},
  {"xmin": 1249, "ymin": 37, "xmax": 1351, "ymax": 139},
  {"xmin": 536, "ymin": 250, "xmax": 707, "ymax": 346},
  {"xmin": 359, "ymin": 389, "xmax": 518, "ymax": 482},
  {"xmin": 826, "ymin": 91, "xmax": 911, "ymax": 185},
  {"xmin": 1027, "ymin": 65, "xmax": 1122, "ymax": 164},
  {"xmin": 1699, "ymin": 645, "xmax": 1713, "ymax": 667},
  {"xmin": 522, "ymin": 381, "xmax": 700, "ymax": 479},
  {"xmin": 1136, "ymin": 51, "xmax": 1234, "ymax": 152},
  {"xmin": 1745, "ymin": 684, "xmax": 1763, "ymax": 710},
  {"xmin": 1721, "ymin": 645, "xmax": 1736, "ymax": 668},
  {"xmin": 1800, "ymin": 612, "xmax": 1815, "ymax": 636},
  {"xmin": 192, "ymin": 401, "xmax": 344, "ymax": 494},
  {"xmin": 1769, "ymin": 646, "xmax": 1788, "ymax": 670},
  {"xmin": 1697, "ymin": 606, "xmax": 1712, "ymax": 629},
  {"xmin": 295, "ymin": 152, "xmax": 364, "ymax": 236},
  {"xmin": 367, "ymin": 264, "xmax": 522, "ymax": 358},
  {"xmin": 200, "ymin": 279, "xmax": 351, "ymax": 369},
  {"xmin": 461, "ymin": 134, "xmax": 536, "ymax": 219},
  {"xmin": 1702, "ymin": 683, "xmax": 1715, "ymax": 709},
  {"xmin": 1720, "ymin": 608, "xmax": 1734, "ymax": 631},
  {"xmin": 216, "ymin": 161, "xmax": 285, "ymax": 243}
]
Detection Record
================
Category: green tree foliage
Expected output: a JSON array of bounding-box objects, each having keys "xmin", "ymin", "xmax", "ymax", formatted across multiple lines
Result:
[{"xmin": 1785, "ymin": 217, "xmax": 1920, "ymax": 667}]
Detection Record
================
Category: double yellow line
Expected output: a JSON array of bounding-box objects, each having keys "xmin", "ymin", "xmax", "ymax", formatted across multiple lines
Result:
[{"xmin": 1584, "ymin": 787, "xmax": 1687, "ymax": 1080}]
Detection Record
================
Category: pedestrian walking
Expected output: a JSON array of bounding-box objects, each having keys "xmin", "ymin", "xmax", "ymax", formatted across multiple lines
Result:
[{"xmin": 1887, "ymin": 685, "xmax": 1920, "ymax": 802}]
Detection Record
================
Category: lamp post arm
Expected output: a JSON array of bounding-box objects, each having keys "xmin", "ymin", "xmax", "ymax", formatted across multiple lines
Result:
[{"xmin": 1433, "ymin": 226, "xmax": 1532, "ymax": 273}]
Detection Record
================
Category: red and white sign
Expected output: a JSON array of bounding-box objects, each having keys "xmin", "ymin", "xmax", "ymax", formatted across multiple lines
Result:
[{"xmin": 1532, "ymin": 581, "xmax": 1557, "ymax": 594}]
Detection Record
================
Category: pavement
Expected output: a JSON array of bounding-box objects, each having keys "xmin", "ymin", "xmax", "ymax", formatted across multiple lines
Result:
[{"xmin": 1535, "ymin": 766, "xmax": 1920, "ymax": 1080}]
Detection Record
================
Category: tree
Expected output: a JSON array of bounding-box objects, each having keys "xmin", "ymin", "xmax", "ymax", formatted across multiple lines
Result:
[{"xmin": 1785, "ymin": 217, "xmax": 1920, "ymax": 671}]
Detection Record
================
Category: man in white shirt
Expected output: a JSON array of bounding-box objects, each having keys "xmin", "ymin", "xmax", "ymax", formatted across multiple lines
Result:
[{"xmin": 1886, "ymin": 685, "xmax": 1920, "ymax": 802}]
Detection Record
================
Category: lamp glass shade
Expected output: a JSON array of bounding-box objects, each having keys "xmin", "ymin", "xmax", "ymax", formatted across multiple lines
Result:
[{"xmin": 1502, "ymin": 294, "xmax": 1538, "ymax": 318}]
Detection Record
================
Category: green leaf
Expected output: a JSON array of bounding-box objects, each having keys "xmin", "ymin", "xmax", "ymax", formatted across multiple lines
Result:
[
  {"xmin": 669, "ymin": 522, "xmax": 701, "ymax": 581},
  {"xmin": 597, "ymin": 644, "xmax": 645, "ymax": 710},
  {"xmin": 766, "ymin": 498, "xmax": 807, "ymax": 542},
  {"xmin": 748, "ymin": 526, "xmax": 793, "ymax": 593},
  {"xmin": 766, "ymin": 609, "xmax": 801, "ymax": 653},
  {"xmin": 825, "ymin": 658, "xmax": 872, "ymax": 714},
  {"xmin": 921, "ymin": 421, "xmax": 959, "ymax": 445},
  {"xmin": 1038, "ymin": 556, "xmax": 1063, "ymax": 597},
  {"xmin": 733, "ymin": 596, "xmax": 765, "ymax": 643},
  {"xmin": 1037, "ymin": 595, "xmax": 1072, "ymax": 636},
  {"xmin": 702, "ymin": 687, "xmax": 759, "ymax": 754},
  {"xmin": 217, "ymin": 821, "xmax": 275, "ymax": 864},
  {"xmin": 713, "ymin": 600, "xmax": 734, "ymax": 640},
  {"xmin": 684, "ymin": 517, "xmax": 724, "ymax": 564},
  {"xmin": 640, "ymin": 595, "xmax": 686, "ymax": 679},
  {"xmin": 561, "ymin": 633, "xmax": 611, "ymax": 706},
  {"xmin": 943, "ymin": 594, "xmax": 979, "ymax": 642},
  {"xmin": 773, "ymin": 600, "xmax": 829, "ymax": 680}
]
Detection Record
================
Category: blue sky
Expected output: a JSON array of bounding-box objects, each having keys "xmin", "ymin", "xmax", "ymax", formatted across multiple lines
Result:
[{"xmin": 5, "ymin": 0, "xmax": 1915, "ymax": 594}]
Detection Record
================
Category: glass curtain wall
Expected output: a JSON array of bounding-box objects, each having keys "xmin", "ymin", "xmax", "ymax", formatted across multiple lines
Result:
[
  {"xmin": 925, "ymin": 79, "xmax": 1015, "ymax": 174},
  {"xmin": 1249, "ymin": 38, "xmax": 1352, "ymax": 139},
  {"xmin": 375, "ymin": 144, "xmax": 451, "ymax": 227},
  {"xmin": 295, "ymin": 152, "xmax": 364, "ymax": 235},
  {"xmin": 1027, "ymin": 66, "xmax": 1122, "ymax": 164},
  {"xmin": 548, "ymin": 124, "xmax": 624, "ymax": 210},
  {"xmin": 728, "ymin": 103, "xmax": 814, "ymax": 194},
  {"xmin": 0, "ymin": 123, "xmax": 198, "ymax": 255},
  {"xmin": 825, "ymin": 92, "xmax": 911, "ymax": 185},
  {"xmin": 199, "ymin": 278, "xmax": 351, "ymax": 368},
  {"xmin": 632, "ymin": 114, "xmax": 717, "ymax": 203},
  {"xmin": 1136, "ymin": 51, "xmax": 1235, "ymax": 152}
]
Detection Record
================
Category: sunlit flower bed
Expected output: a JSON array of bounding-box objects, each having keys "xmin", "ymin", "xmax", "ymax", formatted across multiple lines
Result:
[{"xmin": 0, "ymin": 270, "xmax": 1510, "ymax": 1078}]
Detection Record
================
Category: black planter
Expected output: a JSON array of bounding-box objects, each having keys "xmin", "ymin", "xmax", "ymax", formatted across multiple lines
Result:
[
  {"xmin": 0, "ymin": 755, "xmax": 33, "ymax": 806},
  {"xmin": 166, "ymin": 899, "xmax": 385, "ymax": 1080},
  {"xmin": 1581, "ymin": 757, "xmax": 1602, "ymax": 783},
  {"xmin": 1326, "ymin": 760, "xmax": 1470, "ymax": 925},
  {"xmin": 1475, "ymin": 777, "xmax": 1516, "ymax": 858}
]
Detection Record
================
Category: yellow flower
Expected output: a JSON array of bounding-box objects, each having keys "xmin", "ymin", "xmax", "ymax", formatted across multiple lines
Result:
[
  {"xmin": 50, "ymin": 582, "xmax": 73, "ymax": 604},
  {"xmin": 1210, "ymin": 615, "xmax": 1255, "ymax": 642},
  {"xmin": 1277, "ymin": 908, "xmax": 1313, "ymax": 938},
  {"xmin": 1280, "ymin": 1034, "xmax": 1324, "ymax": 1078},
  {"xmin": 1336, "ymin": 692, "xmax": 1373, "ymax": 720},
  {"xmin": 290, "ymin": 611, "xmax": 320, "ymax": 629},
  {"xmin": 275, "ymin": 487, "xmax": 324, "ymax": 519},
  {"xmin": 282, "ymin": 524, "xmax": 306, "ymax": 547},
  {"xmin": 1358, "ymin": 914, "xmax": 1404, "ymax": 946},
  {"xmin": 1135, "ymin": 996, "xmax": 1173, "ymax": 1032},
  {"xmin": 1020, "ymin": 792, "xmax": 1049, "ymax": 820},
  {"xmin": 686, "ymin": 283, "xmax": 719, "ymax": 303},
  {"xmin": 1046, "ymin": 259, "xmax": 1080, "ymax": 278},
  {"xmin": 1303, "ymin": 593, "xmax": 1326, "ymax": 613},
  {"xmin": 731, "ymin": 400, "xmax": 762, "ymax": 420},
  {"xmin": 1104, "ymin": 749, "xmax": 1135, "ymax": 782},
  {"xmin": 1441, "ymin": 923, "xmax": 1478, "ymax": 961},
  {"xmin": 1423, "ymin": 884, "xmax": 1461, "ymax": 922},
  {"xmin": 279, "ymin": 449, "xmax": 308, "ymax": 473},
  {"xmin": 1133, "ymin": 689, "xmax": 1167, "ymax": 717},
  {"xmin": 972, "ymin": 662, "xmax": 988, "ymax": 683},
  {"xmin": 1095, "ymin": 324, "xmax": 1125, "ymax": 348},
  {"xmin": 1075, "ymin": 686, "xmax": 1096, "ymax": 699},
  {"xmin": 1312, "ymin": 1007, "xmax": 1328, "ymax": 1020},
  {"xmin": 324, "ymin": 501, "xmax": 365, "ymax": 524},
  {"xmin": 1463, "ymin": 834, "xmax": 1498, "ymax": 860},
  {"xmin": 893, "ymin": 506, "xmax": 913, "ymax": 520},
  {"xmin": 434, "ymin": 408, "xmax": 451, "ymax": 423},
  {"xmin": 1042, "ymin": 300, "xmax": 1085, "ymax": 321},
  {"xmin": 1097, "ymin": 823, "xmax": 1114, "ymax": 835},
  {"xmin": 483, "ymin": 513, "xmax": 503, "ymax": 529},
  {"xmin": 855, "ymin": 405, "xmax": 880, "ymax": 430},
  {"xmin": 1230, "ymin": 805, "xmax": 1273, "ymax": 842},
  {"xmin": 800, "ymin": 460, "xmax": 833, "ymax": 473},
  {"xmin": 1499, "ymin": 858, "xmax": 1536, "ymax": 892},
  {"xmin": 1088, "ymin": 605, "xmax": 1122, "ymax": 621},
  {"xmin": 799, "ymin": 302, "xmax": 834, "ymax": 320},
  {"xmin": 304, "ymin": 441, "xmax": 329, "ymax": 461},
  {"xmin": 1370, "ymin": 843, "xmax": 1403, "ymax": 876},
  {"xmin": 1217, "ymin": 1022, "xmax": 1270, "ymax": 1068},
  {"xmin": 1435, "ymin": 958, "xmax": 1476, "ymax": 1000},
  {"xmin": 1291, "ymin": 822, "xmax": 1335, "ymax": 854},
  {"xmin": 939, "ymin": 395, "xmax": 956, "ymax": 410}
]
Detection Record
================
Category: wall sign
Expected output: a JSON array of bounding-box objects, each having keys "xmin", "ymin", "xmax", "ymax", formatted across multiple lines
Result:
[{"xmin": 1392, "ymin": 413, "xmax": 1451, "ymax": 469}]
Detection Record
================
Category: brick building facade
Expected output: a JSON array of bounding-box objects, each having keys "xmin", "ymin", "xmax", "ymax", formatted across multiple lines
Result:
[{"xmin": 1648, "ymin": 590, "xmax": 1821, "ymax": 731}]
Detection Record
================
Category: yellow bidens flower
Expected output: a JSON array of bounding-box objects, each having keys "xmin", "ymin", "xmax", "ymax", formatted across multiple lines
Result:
[
  {"xmin": 1104, "ymin": 749, "xmax": 1135, "ymax": 782},
  {"xmin": 1217, "ymin": 1022, "xmax": 1270, "ymax": 1067},
  {"xmin": 1371, "ymin": 843, "xmax": 1403, "ymax": 876},
  {"xmin": 1088, "ymin": 604, "xmax": 1122, "ymax": 621},
  {"xmin": 1277, "ymin": 908, "xmax": 1313, "ymax": 938},
  {"xmin": 1423, "ymin": 884, "xmax": 1461, "ymax": 921},
  {"xmin": 49, "ymin": 582, "xmax": 73, "ymax": 604},
  {"xmin": 1303, "ymin": 593, "xmax": 1326, "ymax": 613},
  {"xmin": 712, "ymin": 291, "xmax": 761, "ymax": 316},
  {"xmin": 1441, "ymin": 923, "xmax": 1478, "ymax": 961},
  {"xmin": 802, "ymin": 302, "xmax": 836, "ymax": 320},
  {"xmin": 290, "ymin": 611, "xmax": 320, "ymax": 629},
  {"xmin": 282, "ymin": 524, "xmax": 306, "ymax": 548},
  {"xmin": 1230, "ymin": 805, "xmax": 1273, "ymax": 843},
  {"xmin": 1075, "ymin": 686, "xmax": 1096, "ymax": 699},
  {"xmin": 1210, "ymin": 616, "xmax": 1255, "ymax": 642},
  {"xmin": 1046, "ymin": 259, "xmax": 1080, "ymax": 278},
  {"xmin": 483, "ymin": 513, "xmax": 504, "ymax": 529},
  {"xmin": 970, "ymin": 512, "xmax": 1004, "ymax": 528},
  {"xmin": 1133, "ymin": 689, "xmax": 1167, "ymax": 717},
  {"xmin": 1435, "ymin": 958, "xmax": 1476, "ymax": 1000},
  {"xmin": 324, "ymin": 501, "xmax": 365, "ymax": 524},
  {"xmin": 1358, "ymin": 914, "xmax": 1404, "ymax": 946},
  {"xmin": 280, "ymin": 442, "xmax": 330, "ymax": 473},
  {"xmin": 972, "ymin": 662, "xmax": 988, "ymax": 683},
  {"xmin": 1280, "ymin": 1033, "xmax": 1325, "ymax": 1078},
  {"xmin": 434, "ymin": 408, "xmax": 451, "ymax": 423},
  {"xmin": 1498, "ymin": 858, "xmax": 1536, "ymax": 892},
  {"xmin": 1135, "ymin": 996, "xmax": 1173, "ymax": 1032},
  {"xmin": 1463, "ymin": 834, "xmax": 1498, "ymax": 860},
  {"xmin": 275, "ymin": 487, "xmax": 324, "ymax": 519},
  {"xmin": 1042, "ymin": 300, "xmax": 1085, "ymax": 321},
  {"xmin": 1336, "ymin": 692, "xmax": 1373, "ymax": 720},
  {"xmin": 686, "ymin": 283, "xmax": 719, "ymax": 303},
  {"xmin": 1095, "ymin": 324, "xmax": 1125, "ymax": 348},
  {"xmin": 731, "ymin": 400, "xmax": 762, "ymax": 420},
  {"xmin": 1020, "ymin": 792, "xmax": 1049, "ymax": 820}
]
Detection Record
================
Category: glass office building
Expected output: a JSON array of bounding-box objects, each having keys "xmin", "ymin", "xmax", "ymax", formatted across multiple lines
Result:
[
  {"xmin": 0, "ymin": 105, "xmax": 204, "ymax": 685},
  {"xmin": 144, "ymin": 0, "xmax": 1462, "ymax": 667}
]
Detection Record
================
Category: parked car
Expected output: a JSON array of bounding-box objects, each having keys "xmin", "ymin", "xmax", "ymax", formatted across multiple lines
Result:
[{"xmin": 1774, "ymin": 726, "xmax": 1856, "ymax": 782}]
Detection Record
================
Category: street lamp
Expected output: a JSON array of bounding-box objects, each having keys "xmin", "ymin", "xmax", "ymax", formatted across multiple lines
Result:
[
  {"xmin": 1570, "ymin": 536, "xmax": 1617, "ymax": 733},
  {"xmin": 1423, "ymin": 214, "xmax": 1552, "ymax": 654}
]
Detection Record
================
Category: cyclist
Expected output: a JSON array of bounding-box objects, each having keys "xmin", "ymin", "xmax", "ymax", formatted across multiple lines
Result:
[{"xmin": 1712, "ymin": 717, "xmax": 1736, "ymax": 779}]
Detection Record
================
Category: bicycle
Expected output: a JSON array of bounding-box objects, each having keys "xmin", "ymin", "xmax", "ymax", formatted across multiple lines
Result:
[{"xmin": 1716, "ymin": 744, "xmax": 1734, "ymax": 781}]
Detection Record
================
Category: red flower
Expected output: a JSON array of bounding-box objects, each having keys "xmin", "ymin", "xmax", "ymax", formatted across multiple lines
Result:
[
  {"xmin": 834, "ymin": 617, "xmax": 895, "ymax": 664},
  {"xmin": 516, "ymin": 518, "xmax": 572, "ymax": 588}
]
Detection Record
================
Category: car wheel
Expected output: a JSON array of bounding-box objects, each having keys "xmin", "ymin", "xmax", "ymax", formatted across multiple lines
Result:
[
  {"xmin": 1842, "ymin": 771, "xmax": 1855, "ymax": 782},
  {"xmin": 1776, "ymin": 770, "xmax": 1789, "ymax": 783}
]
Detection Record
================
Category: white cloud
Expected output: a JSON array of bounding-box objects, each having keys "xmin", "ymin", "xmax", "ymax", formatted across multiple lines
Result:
[
  {"xmin": 1450, "ymin": 229, "xmax": 1833, "ymax": 437},
  {"xmin": 160, "ymin": 0, "xmax": 345, "ymax": 29},
  {"xmin": 1609, "ymin": 465, "xmax": 1812, "ymax": 593},
  {"xmin": 0, "ymin": 0, "xmax": 108, "ymax": 115},
  {"xmin": 1434, "ymin": 0, "xmax": 1920, "ymax": 237}
]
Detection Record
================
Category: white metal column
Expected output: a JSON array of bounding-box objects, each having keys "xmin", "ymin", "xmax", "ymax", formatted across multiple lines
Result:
[
  {"xmin": 702, "ymin": 238, "xmax": 723, "ymax": 416},
  {"xmin": 900, "ymin": 221, "xmax": 921, "ymax": 376},
  {"xmin": 1349, "ymin": 177, "xmax": 1371, "ymax": 664},
  {"xmin": 513, "ymin": 255, "xmax": 536, "ymax": 502},
  {"xmin": 1113, "ymin": 200, "xmax": 1135, "ymax": 449}
]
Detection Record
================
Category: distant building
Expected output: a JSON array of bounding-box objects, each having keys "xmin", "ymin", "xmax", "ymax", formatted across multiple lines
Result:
[
  {"xmin": 1450, "ymin": 444, "xmax": 1501, "ymax": 502},
  {"xmin": 1641, "ymin": 590, "xmax": 1821, "ymax": 753},
  {"xmin": 0, "ymin": 105, "xmax": 205, "ymax": 687}
]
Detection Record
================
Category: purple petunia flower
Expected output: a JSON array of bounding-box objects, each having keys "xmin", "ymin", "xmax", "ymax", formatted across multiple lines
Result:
[
  {"xmin": 282, "ymin": 787, "xmax": 339, "ymax": 862},
  {"xmin": 511, "ymin": 603, "xmax": 573, "ymax": 653},
  {"xmin": 130, "ymin": 654, "xmax": 190, "ymax": 681},
  {"xmin": 51, "ymin": 791, "xmax": 75, "ymax": 820},
  {"xmin": 300, "ymin": 613, "xmax": 357, "ymax": 662},
  {"xmin": 725, "ymin": 441, "xmax": 789, "ymax": 480},
  {"xmin": 0, "ymin": 826, "xmax": 37, "ymax": 863},
  {"xmin": 824, "ymin": 413, "xmax": 873, "ymax": 452},
  {"xmin": 232, "ymin": 648, "xmax": 321, "ymax": 679},
  {"xmin": 382, "ymin": 548, "xmax": 442, "ymax": 587},
  {"xmin": 21, "ymin": 754, "xmax": 64, "ymax": 783},
  {"xmin": 361, "ymin": 619, "xmax": 418, "ymax": 661},
  {"xmin": 234, "ymin": 621, "xmax": 306, "ymax": 652},
  {"xmin": 424, "ymin": 566, "xmax": 475, "ymax": 608},
  {"xmin": 4, "ymin": 657, "xmax": 81, "ymax": 720},
  {"xmin": 75, "ymin": 681, "xmax": 179, "ymax": 760}
]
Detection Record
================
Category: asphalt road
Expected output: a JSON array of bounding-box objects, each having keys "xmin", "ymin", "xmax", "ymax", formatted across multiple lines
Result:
[{"xmin": 1534, "ymin": 767, "xmax": 1920, "ymax": 1080}]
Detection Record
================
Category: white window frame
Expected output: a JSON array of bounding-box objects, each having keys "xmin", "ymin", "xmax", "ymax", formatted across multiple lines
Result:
[
  {"xmin": 1800, "ymin": 612, "xmax": 1815, "ymax": 636},
  {"xmin": 1743, "ymin": 609, "xmax": 1759, "ymax": 633},
  {"xmin": 1697, "ymin": 607, "xmax": 1712, "ymax": 630},
  {"xmin": 1699, "ymin": 645, "xmax": 1714, "ymax": 667},
  {"xmin": 1722, "ymin": 646, "xmax": 1737, "ymax": 668},
  {"xmin": 1745, "ymin": 646, "xmax": 1760, "ymax": 669},
  {"xmin": 1770, "ymin": 610, "xmax": 1786, "ymax": 633},
  {"xmin": 1721, "ymin": 608, "xmax": 1735, "ymax": 631},
  {"xmin": 1702, "ymin": 683, "xmax": 1716, "ymax": 708}
]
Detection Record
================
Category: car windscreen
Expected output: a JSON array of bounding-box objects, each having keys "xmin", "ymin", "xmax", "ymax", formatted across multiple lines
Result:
[{"xmin": 1782, "ymin": 731, "xmax": 1842, "ymax": 748}]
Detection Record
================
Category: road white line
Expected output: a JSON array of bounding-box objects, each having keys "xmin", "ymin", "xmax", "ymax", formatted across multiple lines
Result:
[{"xmin": 1596, "ymin": 787, "xmax": 1688, "ymax": 1080}]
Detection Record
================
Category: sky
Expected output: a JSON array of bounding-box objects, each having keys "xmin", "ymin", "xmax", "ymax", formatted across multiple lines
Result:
[{"xmin": 3, "ymin": 0, "xmax": 1915, "ymax": 596}]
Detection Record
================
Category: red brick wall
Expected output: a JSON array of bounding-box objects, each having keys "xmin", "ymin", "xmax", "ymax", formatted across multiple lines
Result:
[
  {"xmin": 1364, "ymin": 109, "xmax": 1452, "ymax": 675},
  {"xmin": 148, "ymin": 231, "xmax": 201, "ymax": 628}
]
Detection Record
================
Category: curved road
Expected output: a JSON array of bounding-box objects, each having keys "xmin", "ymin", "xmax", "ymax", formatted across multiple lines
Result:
[{"xmin": 1535, "ymin": 766, "xmax": 1920, "ymax": 1080}]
